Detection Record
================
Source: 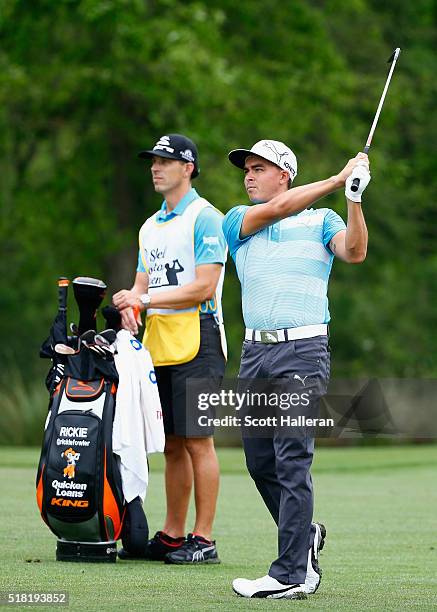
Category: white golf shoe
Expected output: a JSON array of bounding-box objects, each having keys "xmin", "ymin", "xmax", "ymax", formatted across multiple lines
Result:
[
  {"xmin": 304, "ymin": 522, "xmax": 326, "ymax": 594},
  {"xmin": 232, "ymin": 574, "xmax": 307, "ymax": 599}
]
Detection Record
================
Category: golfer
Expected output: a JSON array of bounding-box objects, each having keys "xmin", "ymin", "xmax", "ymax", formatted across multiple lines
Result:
[
  {"xmin": 222, "ymin": 140, "xmax": 370, "ymax": 599},
  {"xmin": 113, "ymin": 133, "xmax": 227, "ymax": 564}
]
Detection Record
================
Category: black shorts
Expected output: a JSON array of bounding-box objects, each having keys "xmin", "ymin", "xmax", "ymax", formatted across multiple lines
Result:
[{"xmin": 154, "ymin": 315, "xmax": 226, "ymax": 437}]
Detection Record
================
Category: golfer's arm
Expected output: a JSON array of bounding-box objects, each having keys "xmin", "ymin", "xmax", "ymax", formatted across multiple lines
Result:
[
  {"xmin": 241, "ymin": 176, "xmax": 343, "ymax": 237},
  {"xmin": 329, "ymin": 202, "xmax": 368, "ymax": 263},
  {"xmin": 130, "ymin": 271, "xmax": 149, "ymax": 295},
  {"xmin": 148, "ymin": 264, "xmax": 222, "ymax": 310}
]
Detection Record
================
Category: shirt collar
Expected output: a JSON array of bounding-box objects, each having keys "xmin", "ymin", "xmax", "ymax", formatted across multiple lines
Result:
[{"xmin": 156, "ymin": 188, "xmax": 199, "ymax": 221}]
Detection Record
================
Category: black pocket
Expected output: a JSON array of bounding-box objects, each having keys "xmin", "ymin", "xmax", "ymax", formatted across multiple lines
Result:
[{"xmin": 44, "ymin": 411, "xmax": 101, "ymax": 521}]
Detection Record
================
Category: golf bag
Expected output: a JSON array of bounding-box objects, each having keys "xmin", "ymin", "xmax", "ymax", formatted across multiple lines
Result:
[{"xmin": 36, "ymin": 277, "xmax": 148, "ymax": 562}]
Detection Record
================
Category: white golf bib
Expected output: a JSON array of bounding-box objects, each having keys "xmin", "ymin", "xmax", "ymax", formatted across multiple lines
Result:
[{"xmin": 139, "ymin": 198, "xmax": 226, "ymax": 366}]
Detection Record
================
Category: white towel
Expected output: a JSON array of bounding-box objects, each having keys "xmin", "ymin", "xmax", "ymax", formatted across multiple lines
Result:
[{"xmin": 113, "ymin": 330, "xmax": 165, "ymax": 502}]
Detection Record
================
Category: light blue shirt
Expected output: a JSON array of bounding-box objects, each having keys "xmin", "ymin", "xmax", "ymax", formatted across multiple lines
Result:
[
  {"xmin": 137, "ymin": 188, "xmax": 226, "ymax": 314},
  {"xmin": 222, "ymin": 206, "xmax": 346, "ymax": 329}
]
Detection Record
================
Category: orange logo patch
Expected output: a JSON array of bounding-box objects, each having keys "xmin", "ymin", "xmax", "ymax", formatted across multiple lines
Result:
[{"xmin": 51, "ymin": 498, "xmax": 89, "ymax": 508}]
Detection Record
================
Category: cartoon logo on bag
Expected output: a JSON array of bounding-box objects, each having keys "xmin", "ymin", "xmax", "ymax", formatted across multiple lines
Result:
[{"xmin": 62, "ymin": 447, "xmax": 81, "ymax": 479}]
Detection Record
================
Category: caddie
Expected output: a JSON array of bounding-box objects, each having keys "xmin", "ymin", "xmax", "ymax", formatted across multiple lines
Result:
[
  {"xmin": 113, "ymin": 133, "xmax": 227, "ymax": 564},
  {"xmin": 222, "ymin": 140, "xmax": 370, "ymax": 599}
]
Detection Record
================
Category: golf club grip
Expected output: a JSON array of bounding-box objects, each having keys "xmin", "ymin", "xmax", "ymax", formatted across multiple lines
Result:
[
  {"xmin": 350, "ymin": 145, "xmax": 370, "ymax": 192},
  {"xmin": 350, "ymin": 178, "xmax": 360, "ymax": 192},
  {"xmin": 57, "ymin": 277, "xmax": 69, "ymax": 312}
]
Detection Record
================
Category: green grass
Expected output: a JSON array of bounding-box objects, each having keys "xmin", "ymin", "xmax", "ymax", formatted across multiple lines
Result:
[{"xmin": 1, "ymin": 445, "xmax": 437, "ymax": 610}]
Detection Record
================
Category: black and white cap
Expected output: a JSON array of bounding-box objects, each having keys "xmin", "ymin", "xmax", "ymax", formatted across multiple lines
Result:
[
  {"xmin": 228, "ymin": 139, "xmax": 297, "ymax": 180},
  {"xmin": 138, "ymin": 134, "xmax": 199, "ymax": 178}
]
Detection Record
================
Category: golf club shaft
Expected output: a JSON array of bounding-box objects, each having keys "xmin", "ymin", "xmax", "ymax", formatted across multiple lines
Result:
[
  {"xmin": 58, "ymin": 277, "xmax": 69, "ymax": 313},
  {"xmin": 351, "ymin": 47, "xmax": 401, "ymax": 192}
]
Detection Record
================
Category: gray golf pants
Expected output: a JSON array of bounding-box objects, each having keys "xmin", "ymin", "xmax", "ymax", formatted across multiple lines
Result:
[{"xmin": 239, "ymin": 335, "xmax": 330, "ymax": 585}]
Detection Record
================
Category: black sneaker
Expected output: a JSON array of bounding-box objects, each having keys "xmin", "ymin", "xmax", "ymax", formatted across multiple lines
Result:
[
  {"xmin": 165, "ymin": 533, "xmax": 220, "ymax": 564},
  {"xmin": 304, "ymin": 522, "xmax": 326, "ymax": 594},
  {"xmin": 147, "ymin": 531, "xmax": 186, "ymax": 561},
  {"xmin": 118, "ymin": 547, "xmax": 148, "ymax": 560}
]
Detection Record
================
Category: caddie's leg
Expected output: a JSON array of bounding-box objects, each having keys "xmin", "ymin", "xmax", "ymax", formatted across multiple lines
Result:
[
  {"xmin": 184, "ymin": 436, "xmax": 219, "ymax": 541},
  {"xmin": 167, "ymin": 315, "xmax": 225, "ymax": 541},
  {"xmin": 162, "ymin": 435, "xmax": 193, "ymax": 538},
  {"xmin": 155, "ymin": 365, "xmax": 194, "ymax": 539}
]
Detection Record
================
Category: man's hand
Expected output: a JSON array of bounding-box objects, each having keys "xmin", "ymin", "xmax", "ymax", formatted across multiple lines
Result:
[
  {"xmin": 335, "ymin": 152, "xmax": 369, "ymax": 186},
  {"xmin": 113, "ymin": 289, "xmax": 143, "ymax": 311},
  {"xmin": 345, "ymin": 161, "xmax": 371, "ymax": 203},
  {"xmin": 112, "ymin": 290, "xmax": 144, "ymax": 335},
  {"xmin": 119, "ymin": 306, "xmax": 143, "ymax": 335}
]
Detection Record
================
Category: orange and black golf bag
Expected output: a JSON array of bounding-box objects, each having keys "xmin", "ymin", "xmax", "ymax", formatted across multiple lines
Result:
[{"xmin": 36, "ymin": 277, "xmax": 147, "ymax": 562}]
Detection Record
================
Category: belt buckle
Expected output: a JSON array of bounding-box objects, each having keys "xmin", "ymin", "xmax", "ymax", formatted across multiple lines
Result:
[{"xmin": 260, "ymin": 330, "xmax": 279, "ymax": 344}]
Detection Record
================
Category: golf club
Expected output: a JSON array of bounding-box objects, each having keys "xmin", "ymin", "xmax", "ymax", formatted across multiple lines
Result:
[
  {"xmin": 79, "ymin": 329, "xmax": 97, "ymax": 344},
  {"xmin": 70, "ymin": 322, "xmax": 79, "ymax": 336},
  {"xmin": 72, "ymin": 276, "xmax": 107, "ymax": 334},
  {"xmin": 102, "ymin": 305, "xmax": 122, "ymax": 332},
  {"xmin": 351, "ymin": 47, "xmax": 401, "ymax": 192},
  {"xmin": 95, "ymin": 334, "xmax": 110, "ymax": 347},
  {"xmin": 51, "ymin": 277, "xmax": 69, "ymax": 347},
  {"xmin": 54, "ymin": 343, "xmax": 76, "ymax": 355},
  {"xmin": 95, "ymin": 329, "xmax": 117, "ymax": 345},
  {"xmin": 85, "ymin": 343, "xmax": 115, "ymax": 358}
]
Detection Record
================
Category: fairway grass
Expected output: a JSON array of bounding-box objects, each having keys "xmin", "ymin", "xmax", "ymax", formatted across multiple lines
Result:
[{"xmin": 0, "ymin": 445, "xmax": 436, "ymax": 610}]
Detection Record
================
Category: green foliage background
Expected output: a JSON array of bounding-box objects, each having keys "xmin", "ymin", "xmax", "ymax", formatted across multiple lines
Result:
[{"xmin": 0, "ymin": 0, "xmax": 436, "ymax": 426}]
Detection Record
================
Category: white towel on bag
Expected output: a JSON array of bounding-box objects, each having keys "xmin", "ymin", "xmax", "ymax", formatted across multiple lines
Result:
[{"xmin": 112, "ymin": 330, "xmax": 165, "ymax": 502}]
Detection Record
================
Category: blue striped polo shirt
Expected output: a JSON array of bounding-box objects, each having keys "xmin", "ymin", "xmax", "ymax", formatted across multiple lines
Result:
[{"xmin": 222, "ymin": 206, "xmax": 346, "ymax": 330}]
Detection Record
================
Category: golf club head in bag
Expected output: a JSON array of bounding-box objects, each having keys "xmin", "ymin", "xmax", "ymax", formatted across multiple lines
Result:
[
  {"xmin": 40, "ymin": 277, "xmax": 115, "ymax": 392},
  {"xmin": 101, "ymin": 305, "xmax": 122, "ymax": 332},
  {"xmin": 40, "ymin": 277, "xmax": 70, "ymax": 359},
  {"xmin": 73, "ymin": 277, "xmax": 107, "ymax": 335}
]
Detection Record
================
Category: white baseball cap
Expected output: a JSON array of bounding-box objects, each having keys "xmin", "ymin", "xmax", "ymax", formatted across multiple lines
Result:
[{"xmin": 228, "ymin": 139, "xmax": 297, "ymax": 180}]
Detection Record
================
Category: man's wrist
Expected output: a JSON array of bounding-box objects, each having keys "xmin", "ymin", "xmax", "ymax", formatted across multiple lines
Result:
[
  {"xmin": 139, "ymin": 293, "xmax": 151, "ymax": 310},
  {"xmin": 346, "ymin": 197, "xmax": 363, "ymax": 205},
  {"xmin": 329, "ymin": 175, "xmax": 344, "ymax": 190}
]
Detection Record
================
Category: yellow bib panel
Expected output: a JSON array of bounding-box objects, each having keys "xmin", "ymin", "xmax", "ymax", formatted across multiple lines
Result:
[
  {"xmin": 143, "ymin": 311, "xmax": 200, "ymax": 366},
  {"xmin": 139, "ymin": 196, "xmax": 227, "ymax": 365}
]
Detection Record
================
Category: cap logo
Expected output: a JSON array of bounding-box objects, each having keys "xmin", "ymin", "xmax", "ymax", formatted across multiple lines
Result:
[
  {"xmin": 180, "ymin": 149, "xmax": 195, "ymax": 162},
  {"xmin": 262, "ymin": 140, "xmax": 290, "ymax": 165},
  {"xmin": 153, "ymin": 135, "xmax": 174, "ymax": 154},
  {"xmin": 283, "ymin": 161, "xmax": 296, "ymax": 177}
]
